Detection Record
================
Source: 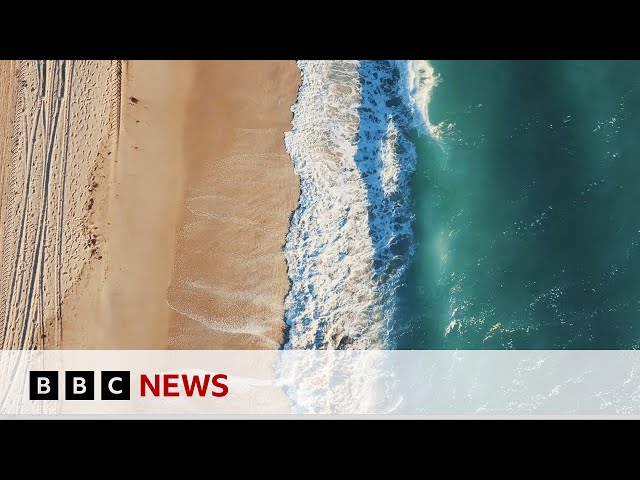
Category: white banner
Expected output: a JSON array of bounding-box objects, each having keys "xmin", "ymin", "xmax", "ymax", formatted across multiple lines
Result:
[{"xmin": 1, "ymin": 350, "xmax": 639, "ymax": 416}]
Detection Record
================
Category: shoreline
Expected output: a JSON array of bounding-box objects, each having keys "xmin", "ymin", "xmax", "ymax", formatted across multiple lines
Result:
[{"xmin": 166, "ymin": 60, "xmax": 301, "ymax": 349}]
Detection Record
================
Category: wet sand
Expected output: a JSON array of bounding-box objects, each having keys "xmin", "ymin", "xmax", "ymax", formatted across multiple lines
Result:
[{"xmin": 167, "ymin": 61, "xmax": 300, "ymax": 349}]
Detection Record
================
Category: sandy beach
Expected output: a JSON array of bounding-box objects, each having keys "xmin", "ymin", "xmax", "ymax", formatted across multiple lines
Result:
[
  {"xmin": 0, "ymin": 60, "xmax": 117, "ymax": 349},
  {"xmin": 0, "ymin": 61, "xmax": 17, "ymax": 348},
  {"xmin": 0, "ymin": 60, "xmax": 300, "ymax": 350},
  {"xmin": 166, "ymin": 61, "xmax": 300, "ymax": 349}
]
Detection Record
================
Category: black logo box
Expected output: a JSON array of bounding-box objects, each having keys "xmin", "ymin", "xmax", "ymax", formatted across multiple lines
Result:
[{"xmin": 29, "ymin": 371, "xmax": 130, "ymax": 400}]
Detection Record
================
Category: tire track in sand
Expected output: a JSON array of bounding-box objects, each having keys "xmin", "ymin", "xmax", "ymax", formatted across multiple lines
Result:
[
  {"xmin": 23, "ymin": 61, "xmax": 65, "ymax": 348},
  {"xmin": 109, "ymin": 60, "xmax": 122, "ymax": 149},
  {"xmin": 4, "ymin": 76, "xmax": 44, "ymax": 348},
  {"xmin": 0, "ymin": 60, "xmax": 115, "ymax": 349}
]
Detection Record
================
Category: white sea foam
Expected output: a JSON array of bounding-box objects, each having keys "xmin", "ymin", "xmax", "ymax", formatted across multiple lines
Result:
[
  {"xmin": 380, "ymin": 118, "xmax": 401, "ymax": 195},
  {"xmin": 277, "ymin": 351, "xmax": 403, "ymax": 414},
  {"xmin": 166, "ymin": 298, "xmax": 280, "ymax": 349},
  {"xmin": 282, "ymin": 60, "xmax": 438, "ymax": 353},
  {"xmin": 402, "ymin": 60, "xmax": 443, "ymax": 139}
]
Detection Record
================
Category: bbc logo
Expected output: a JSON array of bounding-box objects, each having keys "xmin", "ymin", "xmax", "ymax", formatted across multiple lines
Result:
[{"xmin": 29, "ymin": 371, "xmax": 131, "ymax": 400}]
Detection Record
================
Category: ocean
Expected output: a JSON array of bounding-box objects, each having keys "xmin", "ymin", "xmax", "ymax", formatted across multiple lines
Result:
[{"xmin": 283, "ymin": 60, "xmax": 640, "ymax": 350}]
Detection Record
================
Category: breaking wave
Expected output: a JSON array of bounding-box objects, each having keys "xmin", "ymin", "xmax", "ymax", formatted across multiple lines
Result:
[{"xmin": 282, "ymin": 60, "xmax": 438, "ymax": 350}]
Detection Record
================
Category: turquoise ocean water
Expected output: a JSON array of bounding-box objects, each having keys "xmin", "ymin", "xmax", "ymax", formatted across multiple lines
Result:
[
  {"xmin": 398, "ymin": 60, "xmax": 640, "ymax": 349},
  {"xmin": 284, "ymin": 61, "xmax": 640, "ymax": 350}
]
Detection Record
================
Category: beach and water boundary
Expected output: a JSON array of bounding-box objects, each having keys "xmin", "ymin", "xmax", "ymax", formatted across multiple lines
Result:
[{"xmin": 2, "ymin": 60, "xmax": 640, "ymax": 351}]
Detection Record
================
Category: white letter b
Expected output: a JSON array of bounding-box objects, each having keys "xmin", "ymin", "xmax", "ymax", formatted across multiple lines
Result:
[
  {"xmin": 73, "ymin": 377, "xmax": 86, "ymax": 394},
  {"xmin": 37, "ymin": 377, "xmax": 50, "ymax": 394}
]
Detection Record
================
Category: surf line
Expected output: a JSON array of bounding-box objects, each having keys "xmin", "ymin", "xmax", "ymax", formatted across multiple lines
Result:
[{"xmin": 281, "ymin": 60, "xmax": 438, "ymax": 350}]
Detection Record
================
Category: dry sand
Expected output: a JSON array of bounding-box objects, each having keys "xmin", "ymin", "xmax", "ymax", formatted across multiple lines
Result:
[
  {"xmin": 105, "ymin": 61, "xmax": 194, "ymax": 348},
  {"xmin": 65, "ymin": 61, "xmax": 194, "ymax": 348},
  {"xmin": 0, "ymin": 60, "xmax": 117, "ymax": 349},
  {"xmin": 0, "ymin": 61, "xmax": 17, "ymax": 347},
  {"xmin": 0, "ymin": 60, "xmax": 300, "ymax": 350}
]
